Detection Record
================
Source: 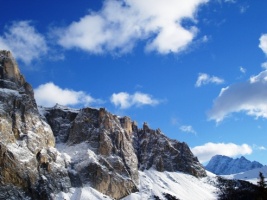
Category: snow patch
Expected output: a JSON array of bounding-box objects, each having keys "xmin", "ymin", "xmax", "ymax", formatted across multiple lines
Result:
[
  {"xmin": 222, "ymin": 165, "xmax": 267, "ymax": 185},
  {"xmin": 56, "ymin": 142, "xmax": 99, "ymax": 169},
  {"xmin": 53, "ymin": 186, "xmax": 112, "ymax": 200},
  {"xmin": 123, "ymin": 170, "xmax": 218, "ymax": 200}
]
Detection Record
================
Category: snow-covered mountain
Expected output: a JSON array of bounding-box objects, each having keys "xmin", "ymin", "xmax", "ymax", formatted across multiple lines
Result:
[
  {"xmin": 1, "ymin": 50, "xmax": 265, "ymax": 200},
  {"xmin": 205, "ymin": 155, "xmax": 263, "ymax": 175},
  {"xmin": 0, "ymin": 50, "xmax": 207, "ymax": 199}
]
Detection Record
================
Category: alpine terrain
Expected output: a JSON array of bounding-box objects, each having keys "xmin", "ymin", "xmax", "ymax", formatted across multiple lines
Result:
[
  {"xmin": 206, "ymin": 155, "xmax": 263, "ymax": 175},
  {"xmin": 0, "ymin": 50, "xmax": 216, "ymax": 200}
]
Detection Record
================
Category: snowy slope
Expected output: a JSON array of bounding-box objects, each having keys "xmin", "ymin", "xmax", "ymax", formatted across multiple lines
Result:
[
  {"xmin": 53, "ymin": 142, "xmax": 218, "ymax": 200},
  {"xmin": 123, "ymin": 170, "xmax": 218, "ymax": 200},
  {"xmin": 54, "ymin": 170, "xmax": 218, "ymax": 200},
  {"xmin": 222, "ymin": 166, "xmax": 267, "ymax": 185},
  {"xmin": 54, "ymin": 187, "xmax": 113, "ymax": 200}
]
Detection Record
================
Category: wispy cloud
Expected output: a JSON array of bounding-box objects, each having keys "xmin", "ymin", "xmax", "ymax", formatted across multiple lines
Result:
[
  {"xmin": 258, "ymin": 146, "xmax": 266, "ymax": 151},
  {"xmin": 56, "ymin": 0, "xmax": 208, "ymax": 55},
  {"xmin": 195, "ymin": 73, "xmax": 224, "ymax": 87},
  {"xmin": 261, "ymin": 62, "xmax": 267, "ymax": 69},
  {"xmin": 253, "ymin": 144, "xmax": 266, "ymax": 151},
  {"xmin": 239, "ymin": 66, "xmax": 246, "ymax": 74},
  {"xmin": 0, "ymin": 21, "xmax": 48, "ymax": 64},
  {"xmin": 34, "ymin": 82, "xmax": 102, "ymax": 107},
  {"xmin": 259, "ymin": 34, "xmax": 267, "ymax": 56},
  {"xmin": 208, "ymin": 70, "xmax": 267, "ymax": 122},
  {"xmin": 209, "ymin": 34, "xmax": 267, "ymax": 122},
  {"xmin": 110, "ymin": 92, "xmax": 159, "ymax": 109},
  {"xmin": 191, "ymin": 142, "xmax": 252, "ymax": 163},
  {"xmin": 239, "ymin": 5, "xmax": 249, "ymax": 14},
  {"xmin": 224, "ymin": 0, "xmax": 236, "ymax": 3},
  {"xmin": 179, "ymin": 125, "xmax": 196, "ymax": 134}
]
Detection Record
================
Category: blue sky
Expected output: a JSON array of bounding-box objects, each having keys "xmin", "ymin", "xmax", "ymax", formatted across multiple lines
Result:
[{"xmin": 1, "ymin": 0, "xmax": 267, "ymax": 165}]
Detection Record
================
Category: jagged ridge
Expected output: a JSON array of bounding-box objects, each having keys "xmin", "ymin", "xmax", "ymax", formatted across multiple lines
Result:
[
  {"xmin": 206, "ymin": 155, "xmax": 263, "ymax": 175},
  {"xmin": 0, "ymin": 50, "xmax": 206, "ymax": 200}
]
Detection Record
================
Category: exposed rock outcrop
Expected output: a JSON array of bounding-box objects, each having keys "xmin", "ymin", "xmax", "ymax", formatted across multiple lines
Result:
[
  {"xmin": 0, "ymin": 51, "xmax": 71, "ymax": 200},
  {"xmin": 42, "ymin": 106, "xmax": 139, "ymax": 199},
  {"xmin": 133, "ymin": 123, "xmax": 206, "ymax": 177},
  {"xmin": 0, "ymin": 50, "xmax": 207, "ymax": 200}
]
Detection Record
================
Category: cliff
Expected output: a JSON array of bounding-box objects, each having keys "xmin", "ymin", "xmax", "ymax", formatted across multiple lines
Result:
[{"xmin": 0, "ymin": 50, "xmax": 206, "ymax": 199}]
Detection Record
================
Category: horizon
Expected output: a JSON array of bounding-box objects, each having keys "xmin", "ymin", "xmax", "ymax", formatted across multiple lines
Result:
[{"xmin": 1, "ymin": 0, "xmax": 267, "ymax": 165}]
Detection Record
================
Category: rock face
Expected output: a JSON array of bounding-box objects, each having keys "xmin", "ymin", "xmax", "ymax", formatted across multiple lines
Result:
[
  {"xmin": 133, "ymin": 123, "xmax": 206, "ymax": 177},
  {"xmin": 42, "ymin": 106, "xmax": 139, "ymax": 199},
  {"xmin": 0, "ymin": 50, "xmax": 71, "ymax": 200},
  {"xmin": 206, "ymin": 155, "xmax": 263, "ymax": 175},
  {"xmin": 0, "ymin": 50, "xmax": 207, "ymax": 199}
]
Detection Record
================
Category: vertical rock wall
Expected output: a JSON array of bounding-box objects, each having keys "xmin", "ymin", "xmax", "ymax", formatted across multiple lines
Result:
[{"xmin": 0, "ymin": 51, "xmax": 71, "ymax": 200}]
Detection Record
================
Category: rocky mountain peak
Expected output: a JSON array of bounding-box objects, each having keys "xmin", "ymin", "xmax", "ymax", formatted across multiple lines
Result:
[
  {"xmin": 133, "ymin": 123, "xmax": 206, "ymax": 177},
  {"xmin": 0, "ymin": 50, "xmax": 207, "ymax": 199},
  {"xmin": 0, "ymin": 50, "xmax": 70, "ymax": 199},
  {"xmin": 205, "ymin": 155, "xmax": 263, "ymax": 175},
  {"xmin": 0, "ymin": 50, "xmax": 24, "ymax": 86},
  {"xmin": 0, "ymin": 50, "xmax": 35, "ymax": 101}
]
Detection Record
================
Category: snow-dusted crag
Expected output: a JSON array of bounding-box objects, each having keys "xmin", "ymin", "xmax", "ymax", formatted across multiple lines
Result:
[
  {"xmin": 42, "ymin": 106, "xmax": 139, "ymax": 199},
  {"xmin": 205, "ymin": 155, "xmax": 263, "ymax": 175},
  {"xmin": 133, "ymin": 122, "xmax": 206, "ymax": 177},
  {"xmin": 42, "ymin": 105, "xmax": 206, "ymax": 198},
  {"xmin": 0, "ymin": 50, "xmax": 71, "ymax": 199},
  {"xmin": 0, "ymin": 50, "xmax": 206, "ymax": 199}
]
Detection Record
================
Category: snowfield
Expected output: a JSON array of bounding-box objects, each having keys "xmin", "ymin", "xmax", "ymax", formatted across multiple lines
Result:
[
  {"xmin": 53, "ymin": 187, "xmax": 112, "ymax": 200},
  {"xmin": 54, "ymin": 169, "xmax": 219, "ymax": 200},
  {"xmin": 123, "ymin": 170, "xmax": 218, "ymax": 200},
  {"xmin": 222, "ymin": 165, "xmax": 267, "ymax": 185}
]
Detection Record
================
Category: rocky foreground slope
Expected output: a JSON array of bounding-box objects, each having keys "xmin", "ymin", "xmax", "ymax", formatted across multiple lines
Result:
[{"xmin": 0, "ymin": 50, "xmax": 206, "ymax": 199}]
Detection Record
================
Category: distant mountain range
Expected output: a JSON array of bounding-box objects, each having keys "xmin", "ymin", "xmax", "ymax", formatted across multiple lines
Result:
[{"xmin": 205, "ymin": 155, "xmax": 263, "ymax": 175}]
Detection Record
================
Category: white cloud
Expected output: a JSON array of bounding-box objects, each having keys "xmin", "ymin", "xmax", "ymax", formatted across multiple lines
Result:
[
  {"xmin": 253, "ymin": 144, "xmax": 266, "ymax": 151},
  {"xmin": 239, "ymin": 66, "xmax": 246, "ymax": 74},
  {"xmin": 259, "ymin": 34, "xmax": 267, "ymax": 56},
  {"xmin": 110, "ymin": 92, "xmax": 159, "ymax": 109},
  {"xmin": 57, "ymin": 0, "xmax": 208, "ymax": 54},
  {"xmin": 191, "ymin": 142, "xmax": 252, "ymax": 163},
  {"xmin": 195, "ymin": 73, "xmax": 224, "ymax": 87},
  {"xmin": 258, "ymin": 146, "xmax": 266, "ymax": 151},
  {"xmin": 0, "ymin": 21, "xmax": 48, "ymax": 64},
  {"xmin": 239, "ymin": 5, "xmax": 249, "ymax": 14},
  {"xmin": 34, "ymin": 82, "xmax": 101, "ymax": 107},
  {"xmin": 209, "ymin": 35, "xmax": 267, "ymax": 122},
  {"xmin": 224, "ymin": 0, "xmax": 236, "ymax": 3},
  {"xmin": 261, "ymin": 62, "xmax": 267, "ymax": 69},
  {"xmin": 179, "ymin": 125, "xmax": 196, "ymax": 134},
  {"xmin": 208, "ymin": 69, "xmax": 267, "ymax": 122}
]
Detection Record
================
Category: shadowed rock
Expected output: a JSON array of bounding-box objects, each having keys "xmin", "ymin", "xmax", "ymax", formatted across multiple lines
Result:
[
  {"xmin": 0, "ymin": 50, "xmax": 71, "ymax": 200},
  {"xmin": 0, "ymin": 50, "xmax": 207, "ymax": 200}
]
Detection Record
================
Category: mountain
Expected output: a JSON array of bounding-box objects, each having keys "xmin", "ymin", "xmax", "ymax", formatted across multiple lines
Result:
[
  {"xmin": 0, "ymin": 50, "xmax": 207, "ymax": 199},
  {"xmin": 205, "ymin": 155, "xmax": 263, "ymax": 175},
  {"xmin": 0, "ymin": 50, "xmax": 71, "ymax": 199}
]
